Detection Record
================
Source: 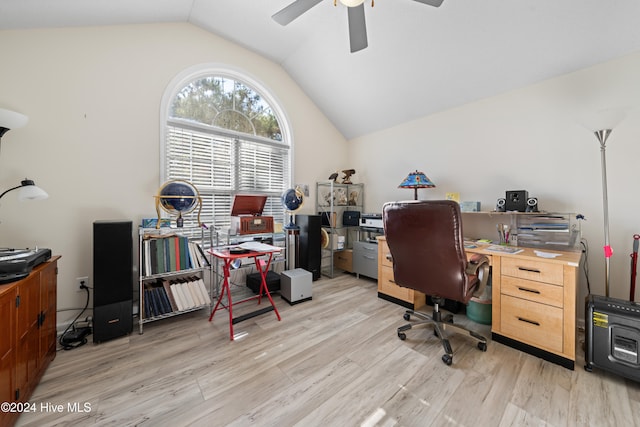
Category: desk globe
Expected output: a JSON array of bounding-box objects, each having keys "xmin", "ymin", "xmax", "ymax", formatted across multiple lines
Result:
[
  {"xmin": 154, "ymin": 179, "xmax": 202, "ymax": 228},
  {"xmin": 281, "ymin": 187, "xmax": 304, "ymax": 230}
]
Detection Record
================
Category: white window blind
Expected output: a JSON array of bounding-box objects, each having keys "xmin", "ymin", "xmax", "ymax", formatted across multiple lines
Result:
[
  {"xmin": 165, "ymin": 120, "xmax": 289, "ymax": 232},
  {"xmin": 162, "ymin": 73, "xmax": 290, "ymax": 235}
]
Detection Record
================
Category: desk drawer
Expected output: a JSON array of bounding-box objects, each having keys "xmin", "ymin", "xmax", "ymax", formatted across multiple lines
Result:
[
  {"xmin": 501, "ymin": 276, "xmax": 563, "ymax": 308},
  {"xmin": 380, "ymin": 245, "xmax": 393, "ymax": 268},
  {"xmin": 501, "ymin": 257, "xmax": 563, "ymax": 286},
  {"xmin": 501, "ymin": 294, "xmax": 563, "ymax": 353},
  {"xmin": 379, "ymin": 266, "xmax": 411, "ymax": 301}
]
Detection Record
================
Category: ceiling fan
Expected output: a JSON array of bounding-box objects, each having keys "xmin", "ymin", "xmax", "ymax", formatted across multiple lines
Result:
[{"xmin": 272, "ymin": 0, "xmax": 444, "ymax": 53}]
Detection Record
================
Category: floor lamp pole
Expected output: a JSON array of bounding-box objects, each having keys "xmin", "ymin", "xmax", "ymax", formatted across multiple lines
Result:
[{"xmin": 595, "ymin": 129, "xmax": 613, "ymax": 297}]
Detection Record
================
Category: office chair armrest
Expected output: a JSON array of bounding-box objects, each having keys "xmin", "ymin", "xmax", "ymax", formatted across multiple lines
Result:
[{"xmin": 466, "ymin": 254, "xmax": 490, "ymax": 298}]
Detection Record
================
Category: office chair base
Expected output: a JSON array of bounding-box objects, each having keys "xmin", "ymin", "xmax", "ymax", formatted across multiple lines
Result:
[{"xmin": 397, "ymin": 309, "xmax": 487, "ymax": 365}]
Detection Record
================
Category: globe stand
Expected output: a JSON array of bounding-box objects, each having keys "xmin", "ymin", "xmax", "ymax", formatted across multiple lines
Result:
[
  {"xmin": 285, "ymin": 227, "xmax": 299, "ymax": 271},
  {"xmin": 283, "ymin": 213, "xmax": 299, "ymax": 231},
  {"xmin": 283, "ymin": 214, "xmax": 300, "ymax": 269},
  {"xmin": 281, "ymin": 187, "xmax": 304, "ymax": 270}
]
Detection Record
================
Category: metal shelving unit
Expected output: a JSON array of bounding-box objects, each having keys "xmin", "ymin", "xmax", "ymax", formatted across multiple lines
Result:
[
  {"xmin": 138, "ymin": 226, "xmax": 213, "ymax": 334},
  {"xmin": 316, "ymin": 181, "xmax": 364, "ymax": 278}
]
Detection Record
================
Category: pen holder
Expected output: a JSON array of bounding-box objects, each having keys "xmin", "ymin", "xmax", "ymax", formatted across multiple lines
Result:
[
  {"xmin": 498, "ymin": 232, "xmax": 507, "ymax": 245},
  {"xmin": 497, "ymin": 223, "xmax": 512, "ymax": 245}
]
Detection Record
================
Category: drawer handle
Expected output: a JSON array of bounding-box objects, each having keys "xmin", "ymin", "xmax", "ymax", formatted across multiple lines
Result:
[
  {"xmin": 517, "ymin": 286, "xmax": 541, "ymax": 294},
  {"xmin": 386, "ymin": 254, "xmax": 393, "ymax": 262},
  {"xmin": 363, "ymin": 255, "xmax": 376, "ymax": 260},
  {"xmin": 517, "ymin": 266, "xmax": 541, "ymax": 274},
  {"xmin": 517, "ymin": 317, "xmax": 540, "ymax": 326},
  {"xmin": 363, "ymin": 246, "xmax": 376, "ymax": 251},
  {"xmin": 390, "ymin": 279, "xmax": 396, "ymax": 284}
]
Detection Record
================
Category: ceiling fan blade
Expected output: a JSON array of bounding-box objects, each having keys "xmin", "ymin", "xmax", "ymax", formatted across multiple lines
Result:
[
  {"xmin": 413, "ymin": 0, "xmax": 444, "ymax": 7},
  {"xmin": 272, "ymin": 0, "xmax": 323, "ymax": 26},
  {"xmin": 347, "ymin": 4, "xmax": 368, "ymax": 53}
]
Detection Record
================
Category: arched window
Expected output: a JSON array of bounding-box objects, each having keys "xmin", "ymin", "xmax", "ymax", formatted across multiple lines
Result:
[{"xmin": 161, "ymin": 66, "xmax": 291, "ymax": 234}]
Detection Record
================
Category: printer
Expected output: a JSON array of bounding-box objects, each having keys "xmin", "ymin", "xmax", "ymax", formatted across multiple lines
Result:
[{"xmin": 360, "ymin": 213, "xmax": 383, "ymax": 231}]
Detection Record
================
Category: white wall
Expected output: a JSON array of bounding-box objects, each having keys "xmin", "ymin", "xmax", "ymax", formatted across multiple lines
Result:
[
  {"xmin": 2, "ymin": 22, "xmax": 638, "ymax": 329},
  {"xmin": 0, "ymin": 23, "xmax": 346, "ymax": 327},
  {"xmin": 348, "ymin": 52, "xmax": 640, "ymax": 314}
]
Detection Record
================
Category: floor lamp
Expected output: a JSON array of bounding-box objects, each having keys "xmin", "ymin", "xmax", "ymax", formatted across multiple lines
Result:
[{"xmin": 594, "ymin": 129, "xmax": 613, "ymax": 296}]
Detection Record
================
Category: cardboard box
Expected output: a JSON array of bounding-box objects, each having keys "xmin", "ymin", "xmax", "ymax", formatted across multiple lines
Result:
[{"xmin": 334, "ymin": 249, "xmax": 353, "ymax": 272}]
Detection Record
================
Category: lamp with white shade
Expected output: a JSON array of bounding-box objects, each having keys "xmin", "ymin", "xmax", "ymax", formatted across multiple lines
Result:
[
  {"xmin": 0, "ymin": 108, "xmax": 49, "ymax": 203},
  {"xmin": 0, "ymin": 108, "xmax": 28, "ymax": 140},
  {"xmin": 0, "ymin": 179, "xmax": 49, "ymax": 202}
]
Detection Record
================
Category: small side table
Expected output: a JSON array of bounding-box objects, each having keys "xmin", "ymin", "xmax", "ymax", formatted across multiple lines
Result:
[{"xmin": 208, "ymin": 246, "xmax": 282, "ymax": 340}]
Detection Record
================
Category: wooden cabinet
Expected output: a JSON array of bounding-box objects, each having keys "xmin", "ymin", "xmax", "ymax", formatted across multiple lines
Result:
[
  {"xmin": 0, "ymin": 285, "xmax": 17, "ymax": 416},
  {"xmin": 483, "ymin": 248, "xmax": 580, "ymax": 369},
  {"xmin": 376, "ymin": 237, "xmax": 425, "ymax": 309},
  {"xmin": 38, "ymin": 260, "xmax": 57, "ymax": 377},
  {"xmin": 0, "ymin": 256, "xmax": 59, "ymax": 427}
]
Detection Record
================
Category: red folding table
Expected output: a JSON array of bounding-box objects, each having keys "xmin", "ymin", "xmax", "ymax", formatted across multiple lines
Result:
[{"xmin": 208, "ymin": 245, "xmax": 282, "ymax": 340}]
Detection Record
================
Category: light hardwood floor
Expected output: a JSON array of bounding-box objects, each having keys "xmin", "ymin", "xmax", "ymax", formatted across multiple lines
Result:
[{"xmin": 15, "ymin": 274, "xmax": 640, "ymax": 427}]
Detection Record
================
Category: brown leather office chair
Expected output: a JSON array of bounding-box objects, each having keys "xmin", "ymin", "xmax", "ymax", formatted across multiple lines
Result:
[{"xmin": 383, "ymin": 200, "xmax": 490, "ymax": 365}]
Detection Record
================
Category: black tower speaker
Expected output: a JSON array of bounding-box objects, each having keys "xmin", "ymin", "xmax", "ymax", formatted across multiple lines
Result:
[
  {"xmin": 93, "ymin": 220, "xmax": 133, "ymax": 343},
  {"xmin": 296, "ymin": 214, "xmax": 321, "ymax": 281}
]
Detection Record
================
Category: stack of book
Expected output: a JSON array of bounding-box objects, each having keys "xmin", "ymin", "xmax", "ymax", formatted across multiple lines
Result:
[
  {"xmin": 141, "ymin": 235, "xmax": 209, "ymax": 276},
  {"xmin": 142, "ymin": 277, "xmax": 212, "ymax": 319}
]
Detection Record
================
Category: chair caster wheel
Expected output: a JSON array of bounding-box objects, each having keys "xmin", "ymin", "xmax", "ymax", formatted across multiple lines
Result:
[
  {"xmin": 403, "ymin": 313, "xmax": 411, "ymax": 321},
  {"xmin": 442, "ymin": 354, "xmax": 452, "ymax": 365},
  {"xmin": 477, "ymin": 342, "xmax": 487, "ymax": 352},
  {"xmin": 398, "ymin": 332, "xmax": 406, "ymax": 340}
]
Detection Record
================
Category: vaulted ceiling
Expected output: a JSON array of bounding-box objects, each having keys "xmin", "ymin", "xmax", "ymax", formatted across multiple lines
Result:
[{"xmin": 2, "ymin": 0, "xmax": 640, "ymax": 139}]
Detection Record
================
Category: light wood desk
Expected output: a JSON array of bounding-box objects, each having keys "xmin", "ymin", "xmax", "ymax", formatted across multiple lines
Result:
[{"xmin": 377, "ymin": 236, "xmax": 582, "ymax": 369}]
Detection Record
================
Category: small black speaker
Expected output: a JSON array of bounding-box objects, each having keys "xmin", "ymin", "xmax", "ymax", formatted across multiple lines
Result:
[
  {"xmin": 93, "ymin": 220, "xmax": 133, "ymax": 342},
  {"xmin": 505, "ymin": 190, "xmax": 528, "ymax": 212},
  {"xmin": 526, "ymin": 197, "xmax": 539, "ymax": 212},
  {"xmin": 496, "ymin": 198, "xmax": 506, "ymax": 212}
]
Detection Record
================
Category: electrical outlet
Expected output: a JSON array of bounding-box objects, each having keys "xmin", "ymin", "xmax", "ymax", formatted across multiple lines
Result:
[{"xmin": 76, "ymin": 276, "xmax": 89, "ymax": 292}]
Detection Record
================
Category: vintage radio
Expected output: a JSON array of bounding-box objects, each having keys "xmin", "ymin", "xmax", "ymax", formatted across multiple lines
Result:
[{"xmin": 230, "ymin": 195, "xmax": 274, "ymax": 235}]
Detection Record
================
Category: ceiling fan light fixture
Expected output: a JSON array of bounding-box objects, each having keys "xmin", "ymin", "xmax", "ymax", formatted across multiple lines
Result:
[{"xmin": 340, "ymin": 0, "xmax": 365, "ymax": 7}]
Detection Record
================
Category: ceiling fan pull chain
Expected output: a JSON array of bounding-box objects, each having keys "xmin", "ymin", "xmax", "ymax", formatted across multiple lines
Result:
[
  {"xmin": 334, "ymin": 0, "xmax": 337, "ymax": 6},
  {"xmin": 372, "ymin": 0, "xmax": 374, "ymax": 6}
]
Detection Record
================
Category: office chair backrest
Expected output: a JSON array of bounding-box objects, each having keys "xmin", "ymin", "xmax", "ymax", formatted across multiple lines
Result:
[{"xmin": 383, "ymin": 200, "xmax": 474, "ymax": 303}]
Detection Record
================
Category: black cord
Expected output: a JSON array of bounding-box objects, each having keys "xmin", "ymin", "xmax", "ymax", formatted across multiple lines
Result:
[
  {"xmin": 58, "ymin": 286, "xmax": 91, "ymax": 350},
  {"xmin": 581, "ymin": 238, "xmax": 591, "ymax": 296}
]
